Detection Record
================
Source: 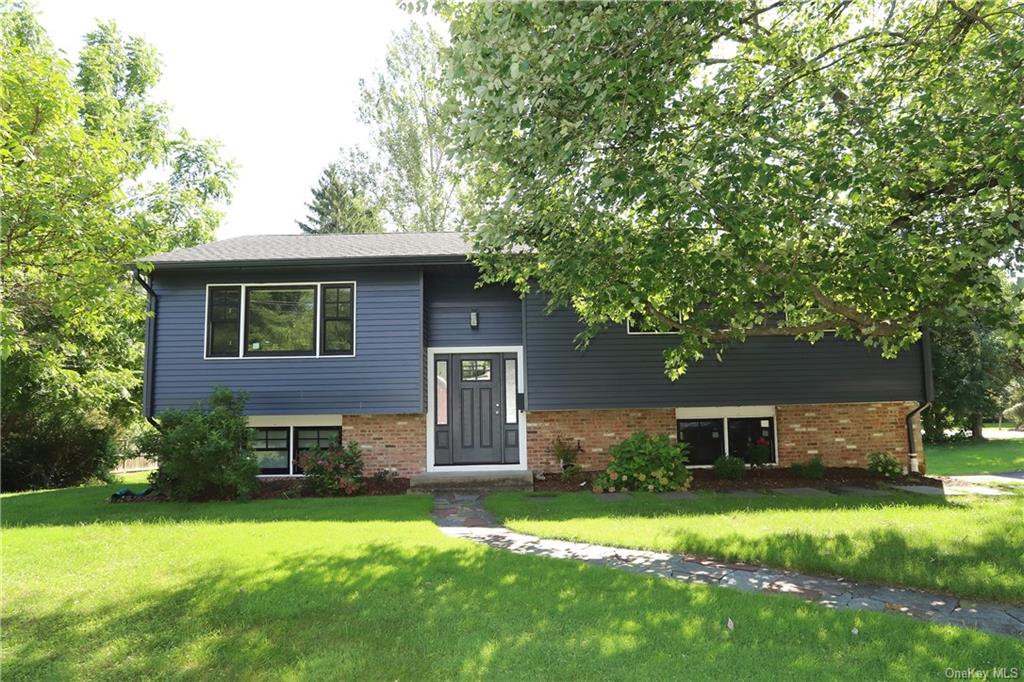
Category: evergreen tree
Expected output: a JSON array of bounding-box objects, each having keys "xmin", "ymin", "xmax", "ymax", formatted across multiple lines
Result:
[{"xmin": 297, "ymin": 148, "xmax": 384, "ymax": 234}]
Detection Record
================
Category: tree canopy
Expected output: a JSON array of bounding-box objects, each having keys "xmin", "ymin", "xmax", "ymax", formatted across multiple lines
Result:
[
  {"xmin": 1, "ymin": 5, "xmax": 233, "ymax": 428},
  {"xmin": 300, "ymin": 22, "xmax": 463, "ymax": 233},
  {"xmin": 442, "ymin": 0, "xmax": 1024, "ymax": 376}
]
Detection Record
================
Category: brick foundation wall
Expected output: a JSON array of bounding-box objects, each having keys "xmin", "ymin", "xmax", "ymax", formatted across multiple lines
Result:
[
  {"xmin": 343, "ymin": 414, "xmax": 426, "ymax": 477},
  {"xmin": 776, "ymin": 401, "xmax": 925, "ymax": 471},
  {"xmin": 526, "ymin": 408, "xmax": 678, "ymax": 473},
  {"xmin": 526, "ymin": 402, "xmax": 925, "ymax": 474}
]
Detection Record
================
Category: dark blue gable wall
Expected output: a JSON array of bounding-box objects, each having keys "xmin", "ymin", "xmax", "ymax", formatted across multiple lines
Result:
[
  {"xmin": 523, "ymin": 295, "xmax": 926, "ymax": 410},
  {"xmin": 150, "ymin": 265, "xmax": 423, "ymax": 415},
  {"xmin": 424, "ymin": 266, "xmax": 522, "ymax": 346}
]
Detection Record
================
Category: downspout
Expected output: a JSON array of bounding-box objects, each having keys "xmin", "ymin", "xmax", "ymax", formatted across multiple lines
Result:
[
  {"xmin": 905, "ymin": 328, "xmax": 935, "ymax": 474},
  {"xmin": 132, "ymin": 266, "xmax": 162, "ymax": 432}
]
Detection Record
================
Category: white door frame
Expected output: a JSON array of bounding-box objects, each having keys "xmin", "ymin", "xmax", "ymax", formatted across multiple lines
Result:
[{"xmin": 426, "ymin": 345, "xmax": 528, "ymax": 472}]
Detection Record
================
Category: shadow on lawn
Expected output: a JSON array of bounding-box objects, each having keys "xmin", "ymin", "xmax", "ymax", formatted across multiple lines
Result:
[
  {"xmin": 1, "ymin": 482, "xmax": 431, "ymax": 528},
  {"xmin": 5, "ymin": 543, "xmax": 1017, "ymax": 680},
  {"xmin": 663, "ymin": 523, "xmax": 1024, "ymax": 606},
  {"xmin": 498, "ymin": 490, "xmax": 962, "ymax": 521},
  {"xmin": 491, "ymin": 493, "xmax": 1024, "ymax": 605}
]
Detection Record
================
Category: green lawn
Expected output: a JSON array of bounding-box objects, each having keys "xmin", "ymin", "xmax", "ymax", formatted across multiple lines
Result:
[
  {"xmin": 3, "ymin": 483, "xmax": 1022, "ymax": 679},
  {"xmin": 487, "ymin": 491, "xmax": 1024, "ymax": 605},
  {"xmin": 927, "ymin": 436, "xmax": 1024, "ymax": 475}
]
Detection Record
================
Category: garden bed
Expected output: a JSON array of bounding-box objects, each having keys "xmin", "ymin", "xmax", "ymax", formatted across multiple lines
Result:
[
  {"xmin": 534, "ymin": 467, "xmax": 942, "ymax": 493},
  {"xmin": 256, "ymin": 477, "xmax": 410, "ymax": 499}
]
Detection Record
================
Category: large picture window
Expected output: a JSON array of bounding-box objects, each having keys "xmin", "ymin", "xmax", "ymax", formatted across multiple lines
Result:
[
  {"xmin": 245, "ymin": 286, "xmax": 316, "ymax": 356},
  {"xmin": 206, "ymin": 286, "xmax": 241, "ymax": 357},
  {"xmin": 204, "ymin": 282, "xmax": 356, "ymax": 359},
  {"xmin": 676, "ymin": 411, "xmax": 776, "ymax": 467},
  {"xmin": 321, "ymin": 283, "xmax": 354, "ymax": 355}
]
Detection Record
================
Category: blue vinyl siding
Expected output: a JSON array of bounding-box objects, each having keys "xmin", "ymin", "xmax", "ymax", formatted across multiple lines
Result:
[
  {"xmin": 424, "ymin": 266, "xmax": 522, "ymax": 347},
  {"xmin": 523, "ymin": 295, "xmax": 926, "ymax": 410},
  {"xmin": 150, "ymin": 266, "xmax": 423, "ymax": 415}
]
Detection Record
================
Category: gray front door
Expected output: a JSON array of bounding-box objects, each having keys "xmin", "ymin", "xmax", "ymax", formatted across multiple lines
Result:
[
  {"xmin": 433, "ymin": 352, "xmax": 520, "ymax": 466},
  {"xmin": 451, "ymin": 354, "xmax": 503, "ymax": 464}
]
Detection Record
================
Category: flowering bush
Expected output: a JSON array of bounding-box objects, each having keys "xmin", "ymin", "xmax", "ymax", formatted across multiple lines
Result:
[
  {"xmin": 867, "ymin": 452, "xmax": 903, "ymax": 479},
  {"xmin": 300, "ymin": 440, "xmax": 364, "ymax": 496},
  {"xmin": 593, "ymin": 432, "xmax": 691, "ymax": 493}
]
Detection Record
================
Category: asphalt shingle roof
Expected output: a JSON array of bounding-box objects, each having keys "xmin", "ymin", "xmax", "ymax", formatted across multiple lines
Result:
[{"xmin": 144, "ymin": 232, "xmax": 471, "ymax": 267}]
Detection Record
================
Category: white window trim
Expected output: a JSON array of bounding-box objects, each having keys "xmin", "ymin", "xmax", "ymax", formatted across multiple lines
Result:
[
  {"xmin": 626, "ymin": 312, "xmax": 683, "ymax": 335},
  {"xmin": 203, "ymin": 281, "xmax": 356, "ymax": 360},
  {"xmin": 675, "ymin": 405, "xmax": 779, "ymax": 467},
  {"xmin": 426, "ymin": 345, "xmax": 528, "ymax": 473},
  {"xmin": 249, "ymin": 415, "xmax": 343, "ymax": 478}
]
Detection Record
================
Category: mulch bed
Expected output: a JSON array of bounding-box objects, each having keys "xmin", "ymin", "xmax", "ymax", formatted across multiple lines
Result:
[
  {"xmin": 534, "ymin": 467, "xmax": 942, "ymax": 493},
  {"xmin": 255, "ymin": 477, "xmax": 410, "ymax": 499}
]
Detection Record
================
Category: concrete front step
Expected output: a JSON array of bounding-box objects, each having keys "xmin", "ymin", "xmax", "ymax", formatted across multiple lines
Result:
[{"xmin": 409, "ymin": 470, "xmax": 534, "ymax": 494}]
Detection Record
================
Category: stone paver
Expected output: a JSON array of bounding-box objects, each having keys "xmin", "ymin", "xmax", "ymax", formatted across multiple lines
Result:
[
  {"xmin": 773, "ymin": 487, "xmax": 835, "ymax": 497},
  {"xmin": 721, "ymin": 490, "xmax": 765, "ymax": 498},
  {"xmin": 654, "ymin": 491, "xmax": 696, "ymax": 500},
  {"xmin": 892, "ymin": 484, "xmax": 947, "ymax": 496},
  {"xmin": 894, "ymin": 483, "xmax": 1011, "ymax": 497},
  {"xmin": 950, "ymin": 472, "xmax": 1024, "ymax": 486},
  {"xmin": 832, "ymin": 486, "xmax": 894, "ymax": 496},
  {"xmin": 594, "ymin": 492, "xmax": 631, "ymax": 501},
  {"xmin": 432, "ymin": 495, "xmax": 1024, "ymax": 638}
]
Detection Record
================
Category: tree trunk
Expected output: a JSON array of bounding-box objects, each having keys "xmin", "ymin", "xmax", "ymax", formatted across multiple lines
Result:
[{"xmin": 971, "ymin": 414, "xmax": 985, "ymax": 441}]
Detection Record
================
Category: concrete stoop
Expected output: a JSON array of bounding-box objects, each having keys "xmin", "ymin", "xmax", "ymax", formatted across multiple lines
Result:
[{"xmin": 409, "ymin": 470, "xmax": 534, "ymax": 494}]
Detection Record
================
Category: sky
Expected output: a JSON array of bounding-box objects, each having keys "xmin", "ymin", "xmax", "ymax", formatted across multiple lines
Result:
[{"xmin": 37, "ymin": 1, "xmax": 422, "ymax": 239}]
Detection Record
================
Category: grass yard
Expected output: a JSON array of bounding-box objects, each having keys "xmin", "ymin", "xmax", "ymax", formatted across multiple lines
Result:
[
  {"xmin": 487, "ymin": 491, "xmax": 1024, "ymax": 605},
  {"xmin": 3, "ymin": 483, "xmax": 1022, "ymax": 679},
  {"xmin": 927, "ymin": 437, "xmax": 1024, "ymax": 475}
]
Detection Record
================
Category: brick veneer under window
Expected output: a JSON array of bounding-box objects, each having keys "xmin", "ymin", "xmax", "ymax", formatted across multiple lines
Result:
[
  {"xmin": 343, "ymin": 413, "xmax": 426, "ymax": 478},
  {"xmin": 340, "ymin": 401, "xmax": 925, "ymax": 477},
  {"xmin": 775, "ymin": 401, "xmax": 925, "ymax": 471},
  {"xmin": 525, "ymin": 408, "xmax": 678, "ymax": 473},
  {"xmin": 526, "ymin": 402, "xmax": 925, "ymax": 475}
]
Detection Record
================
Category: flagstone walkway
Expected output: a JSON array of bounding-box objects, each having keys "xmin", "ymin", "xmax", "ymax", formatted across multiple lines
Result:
[{"xmin": 432, "ymin": 494, "xmax": 1024, "ymax": 638}]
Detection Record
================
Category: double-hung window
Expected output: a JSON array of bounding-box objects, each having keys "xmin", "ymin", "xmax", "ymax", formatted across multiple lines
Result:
[
  {"xmin": 206, "ymin": 286, "xmax": 241, "ymax": 357},
  {"xmin": 293, "ymin": 426, "xmax": 341, "ymax": 474},
  {"xmin": 321, "ymin": 284, "xmax": 354, "ymax": 355},
  {"xmin": 250, "ymin": 427, "xmax": 290, "ymax": 475},
  {"xmin": 205, "ymin": 282, "xmax": 355, "ymax": 358}
]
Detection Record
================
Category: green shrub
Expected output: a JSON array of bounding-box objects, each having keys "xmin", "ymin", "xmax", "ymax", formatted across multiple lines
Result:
[
  {"xmin": 867, "ymin": 452, "xmax": 903, "ymax": 479},
  {"xmin": 745, "ymin": 437, "xmax": 774, "ymax": 467},
  {"xmin": 712, "ymin": 455, "xmax": 746, "ymax": 480},
  {"xmin": 1, "ymin": 410, "xmax": 119, "ymax": 492},
  {"xmin": 300, "ymin": 440, "xmax": 365, "ymax": 496},
  {"xmin": 791, "ymin": 456, "xmax": 826, "ymax": 480},
  {"xmin": 552, "ymin": 435, "xmax": 580, "ymax": 481},
  {"xmin": 593, "ymin": 432, "xmax": 691, "ymax": 493},
  {"xmin": 138, "ymin": 387, "xmax": 257, "ymax": 501}
]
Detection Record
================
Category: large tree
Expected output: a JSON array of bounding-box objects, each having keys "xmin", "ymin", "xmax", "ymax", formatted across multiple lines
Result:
[
  {"xmin": 359, "ymin": 22, "xmax": 462, "ymax": 232},
  {"xmin": 442, "ymin": 1, "xmax": 1024, "ymax": 376},
  {"xmin": 296, "ymin": 148, "xmax": 384, "ymax": 234},
  {"xmin": 0, "ymin": 5, "xmax": 233, "ymax": 488}
]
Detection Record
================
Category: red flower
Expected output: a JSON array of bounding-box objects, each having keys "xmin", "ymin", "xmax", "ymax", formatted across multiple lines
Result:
[{"xmin": 755, "ymin": 437, "xmax": 769, "ymax": 446}]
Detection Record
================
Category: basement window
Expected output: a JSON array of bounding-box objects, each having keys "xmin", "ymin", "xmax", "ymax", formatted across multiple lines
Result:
[
  {"xmin": 250, "ymin": 427, "xmax": 290, "ymax": 475},
  {"xmin": 675, "ymin": 408, "xmax": 777, "ymax": 467}
]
